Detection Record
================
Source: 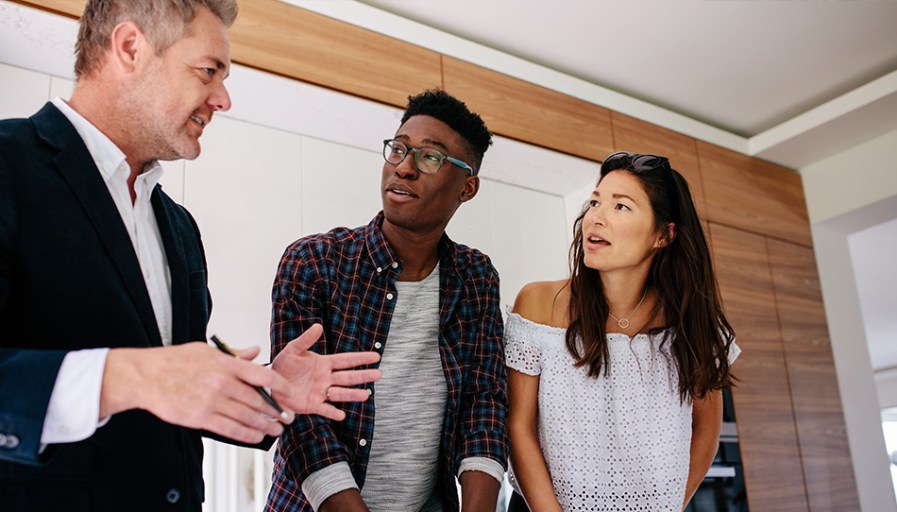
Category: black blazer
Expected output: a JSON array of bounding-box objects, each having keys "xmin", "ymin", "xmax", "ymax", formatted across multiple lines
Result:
[{"xmin": 0, "ymin": 103, "xmax": 212, "ymax": 511}]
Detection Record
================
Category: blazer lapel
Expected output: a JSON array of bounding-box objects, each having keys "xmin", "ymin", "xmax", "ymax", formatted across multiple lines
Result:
[
  {"xmin": 33, "ymin": 103, "xmax": 162, "ymax": 346},
  {"xmin": 151, "ymin": 188, "xmax": 190, "ymax": 344}
]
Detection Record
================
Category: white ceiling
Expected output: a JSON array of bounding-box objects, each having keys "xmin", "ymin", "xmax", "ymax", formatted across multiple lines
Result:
[{"xmin": 360, "ymin": 0, "xmax": 897, "ymax": 137}]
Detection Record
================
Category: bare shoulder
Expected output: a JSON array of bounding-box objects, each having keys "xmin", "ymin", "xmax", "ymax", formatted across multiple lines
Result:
[{"xmin": 512, "ymin": 279, "xmax": 569, "ymax": 327}]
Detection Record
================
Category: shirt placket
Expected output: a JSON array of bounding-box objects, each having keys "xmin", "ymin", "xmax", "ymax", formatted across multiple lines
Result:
[{"xmin": 353, "ymin": 247, "xmax": 402, "ymax": 484}]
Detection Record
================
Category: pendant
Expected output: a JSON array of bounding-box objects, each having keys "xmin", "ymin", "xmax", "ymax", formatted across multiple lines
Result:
[{"xmin": 618, "ymin": 318, "xmax": 630, "ymax": 329}]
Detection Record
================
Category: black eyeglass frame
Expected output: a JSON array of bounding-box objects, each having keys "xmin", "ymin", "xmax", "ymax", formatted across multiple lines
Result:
[{"xmin": 382, "ymin": 139, "xmax": 475, "ymax": 177}]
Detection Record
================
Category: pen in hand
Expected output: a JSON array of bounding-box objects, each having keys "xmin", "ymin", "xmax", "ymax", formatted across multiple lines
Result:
[{"xmin": 210, "ymin": 335, "xmax": 292, "ymax": 422}]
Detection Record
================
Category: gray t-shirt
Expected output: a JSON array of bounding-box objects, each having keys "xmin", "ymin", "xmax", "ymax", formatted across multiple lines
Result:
[{"xmin": 361, "ymin": 264, "xmax": 448, "ymax": 511}]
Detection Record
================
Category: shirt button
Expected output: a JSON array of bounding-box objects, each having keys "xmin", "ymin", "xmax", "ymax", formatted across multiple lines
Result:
[
  {"xmin": 359, "ymin": 439, "xmax": 367, "ymax": 447},
  {"xmin": 374, "ymin": 342, "xmax": 382, "ymax": 349},
  {"xmin": 366, "ymin": 388, "xmax": 372, "ymax": 396},
  {"xmin": 376, "ymin": 267, "xmax": 382, "ymax": 273},
  {"xmin": 391, "ymin": 262, "xmax": 398, "ymax": 269},
  {"xmin": 386, "ymin": 293, "xmax": 394, "ymax": 300},
  {"xmin": 166, "ymin": 488, "xmax": 181, "ymax": 504}
]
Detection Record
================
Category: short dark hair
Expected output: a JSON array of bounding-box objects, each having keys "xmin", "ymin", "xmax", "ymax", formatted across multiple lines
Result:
[{"xmin": 401, "ymin": 89, "xmax": 492, "ymax": 175}]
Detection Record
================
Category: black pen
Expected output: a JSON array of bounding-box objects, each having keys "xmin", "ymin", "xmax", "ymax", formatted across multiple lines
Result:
[{"xmin": 210, "ymin": 335, "xmax": 291, "ymax": 421}]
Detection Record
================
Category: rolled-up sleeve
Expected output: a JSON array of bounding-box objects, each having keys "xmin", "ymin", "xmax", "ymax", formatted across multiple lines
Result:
[{"xmin": 455, "ymin": 263, "xmax": 509, "ymax": 471}]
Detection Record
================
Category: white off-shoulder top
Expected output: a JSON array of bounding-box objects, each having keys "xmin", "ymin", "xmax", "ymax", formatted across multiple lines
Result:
[{"xmin": 504, "ymin": 311, "xmax": 741, "ymax": 512}]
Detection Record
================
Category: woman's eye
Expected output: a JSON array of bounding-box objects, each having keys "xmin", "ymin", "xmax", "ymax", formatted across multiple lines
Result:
[
  {"xmin": 615, "ymin": 203, "xmax": 631, "ymax": 211},
  {"xmin": 588, "ymin": 199, "xmax": 599, "ymax": 208}
]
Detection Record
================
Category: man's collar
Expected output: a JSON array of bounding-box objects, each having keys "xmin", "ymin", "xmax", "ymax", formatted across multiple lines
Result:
[
  {"xmin": 50, "ymin": 97, "xmax": 127, "ymax": 184},
  {"xmin": 50, "ymin": 97, "xmax": 164, "ymax": 188},
  {"xmin": 364, "ymin": 212, "xmax": 399, "ymax": 272},
  {"xmin": 364, "ymin": 212, "xmax": 459, "ymax": 275}
]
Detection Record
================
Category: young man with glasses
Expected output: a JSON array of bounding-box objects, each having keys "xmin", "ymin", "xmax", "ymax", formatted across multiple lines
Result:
[{"xmin": 266, "ymin": 89, "xmax": 509, "ymax": 512}]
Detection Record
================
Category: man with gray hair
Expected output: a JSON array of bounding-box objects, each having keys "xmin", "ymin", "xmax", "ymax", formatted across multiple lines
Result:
[{"xmin": 0, "ymin": 1, "xmax": 380, "ymax": 510}]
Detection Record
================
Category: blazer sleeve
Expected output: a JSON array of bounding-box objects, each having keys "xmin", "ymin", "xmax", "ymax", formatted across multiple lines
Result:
[
  {"xmin": 0, "ymin": 134, "xmax": 67, "ymax": 465},
  {"xmin": 0, "ymin": 349, "xmax": 67, "ymax": 465}
]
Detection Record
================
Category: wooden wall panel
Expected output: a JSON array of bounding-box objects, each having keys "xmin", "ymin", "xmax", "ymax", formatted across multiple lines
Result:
[
  {"xmin": 710, "ymin": 223, "xmax": 809, "ymax": 512},
  {"xmin": 698, "ymin": 141, "xmax": 812, "ymax": 246},
  {"xmin": 442, "ymin": 56, "xmax": 614, "ymax": 162},
  {"xmin": 16, "ymin": 0, "xmax": 443, "ymax": 109},
  {"xmin": 767, "ymin": 239, "xmax": 860, "ymax": 512},
  {"xmin": 16, "ymin": 0, "xmax": 81, "ymax": 17},
  {"xmin": 610, "ymin": 112, "xmax": 706, "ymax": 219},
  {"xmin": 228, "ymin": 0, "xmax": 442, "ymax": 108}
]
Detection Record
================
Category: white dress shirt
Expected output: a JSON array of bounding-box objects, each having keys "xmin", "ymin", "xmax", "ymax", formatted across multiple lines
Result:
[{"xmin": 40, "ymin": 97, "xmax": 173, "ymax": 444}]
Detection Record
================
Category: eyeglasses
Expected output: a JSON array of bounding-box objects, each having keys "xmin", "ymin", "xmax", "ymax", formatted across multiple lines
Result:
[
  {"xmin": 601, "ymin": 151, "xmax": 671, "ymax": 174},
  {"xmin": 382, "ymin": 139, "xmax": 475, "ymax": 176}
]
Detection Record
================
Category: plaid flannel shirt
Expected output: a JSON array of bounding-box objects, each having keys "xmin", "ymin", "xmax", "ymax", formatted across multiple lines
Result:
[{"xmin": 265, "ymin": 212, "xmax": 509, "ymax": 512}]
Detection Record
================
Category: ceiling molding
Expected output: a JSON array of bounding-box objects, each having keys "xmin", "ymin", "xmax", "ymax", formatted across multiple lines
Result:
[
  {"xmin": 750, "ymin": 69, "xmax": 897, "ymax": 169},
  {"xmin": 283, "ymin": 0, "xmax": 749, "ymax": 157},
  {"xmin": 286, "ymin": 0, "xmax": 897, "ymax": 172}
]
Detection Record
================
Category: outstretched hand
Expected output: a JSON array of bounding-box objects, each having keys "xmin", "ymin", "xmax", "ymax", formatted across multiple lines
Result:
[
  {"xmin": 98, "ymin": 325, "xmax": 379, "ymax": 445},
  {"xmin": 101, "ymin": 342, "xmax": 301, "ymax": 445},
  {"xmin": 271, "ymin": 323, "xmax": 381, "ymax": 421}
]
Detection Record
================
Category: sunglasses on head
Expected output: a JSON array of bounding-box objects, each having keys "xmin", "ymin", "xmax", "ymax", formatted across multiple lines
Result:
[{"xmin": 601, "ymin": 151, "xmax": 671, "ymax": 174}]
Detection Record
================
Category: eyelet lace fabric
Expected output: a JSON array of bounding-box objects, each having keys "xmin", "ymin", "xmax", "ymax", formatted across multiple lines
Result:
[{"xmin": 505, "ymin": 312, "xmax": 739, "ymax": 511}]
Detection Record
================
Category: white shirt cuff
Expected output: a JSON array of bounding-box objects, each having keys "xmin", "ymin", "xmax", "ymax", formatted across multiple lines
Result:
[
  {"xmin": 40, "ymin": 348, "xmax": 110, "ymax": 444},
  {"xmin": 458, "ymin": 456, "xmax": 505, "ymax": 485},
  {"xmin": 301, "ymin": 461, "xmax": 358, "ymax": 511}
]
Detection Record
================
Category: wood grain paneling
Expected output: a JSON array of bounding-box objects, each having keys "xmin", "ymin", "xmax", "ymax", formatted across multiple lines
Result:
[
  {"xmin": 710, "ymin": 223, "xmax": 809, "ymax": 512},
  {"xmin": 767, "ymin": 239, "xmax": 860, "ymax": 512},
  {"xmin": 16, "ymin": 0, "xmax": 81, "ymax": 17},
  {"xmin": 16, "ymin": 0, "xmax": 443, "ymax": 109},
  {"xmin": 442, "ymin": 56, "xmax": 614, "ymax": 162},
  {"xmin": 698, "ymin": 141, "xmax": 812, "ymax": 246},
  {"xmin": 228, "ymin": 0, "xmax": 442, "ymax": 108},
  {"xmin": 611, "ymin": 112, "xmax": 706, "ymax": 218}
]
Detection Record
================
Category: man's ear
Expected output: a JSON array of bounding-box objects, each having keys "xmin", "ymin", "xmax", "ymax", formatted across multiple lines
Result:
[
  {"xmin": 459, "ymin": 176, "xmax": 480, "ymax": 203},
  {"xmin": 108, "ymin": 21, "xmax": 147, "ymax": 74}
]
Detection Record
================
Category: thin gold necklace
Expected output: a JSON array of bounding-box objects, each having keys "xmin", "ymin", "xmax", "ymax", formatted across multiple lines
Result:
[{"xmin": 609, "ymin": 287, "xmax": 648, "ymax": 329}]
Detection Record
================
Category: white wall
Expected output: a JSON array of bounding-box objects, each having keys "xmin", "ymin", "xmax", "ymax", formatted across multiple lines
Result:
[
  {"xmin": 0, "ymin": 3, "xmax": 595, "ymax": 510},
  {"xmin": 802, "ymin": 129, "xmax": 897, "ymax": 225},
  {"xmin": 879, "ymin": 368, "xmax": 897, "ymax": 410},
  {"xmin": 802, "ymin": 129, "xmax": 897, "ymax": 512}
]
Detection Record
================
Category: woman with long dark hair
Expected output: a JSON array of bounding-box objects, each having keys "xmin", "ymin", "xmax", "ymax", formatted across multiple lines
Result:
[{"xmin": 505, "ymin": 152, "xmax": 740, "ymax": 511}]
